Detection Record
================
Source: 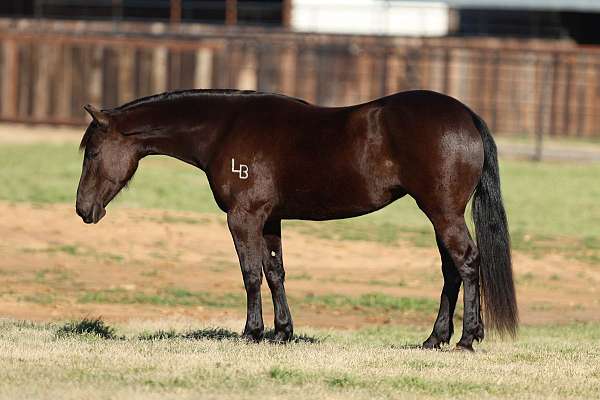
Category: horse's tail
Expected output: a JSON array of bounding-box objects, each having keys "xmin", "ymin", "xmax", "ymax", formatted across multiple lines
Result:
[{"xmin": 470, "ymin": 111, "xmax": 518, "ymax": 337}]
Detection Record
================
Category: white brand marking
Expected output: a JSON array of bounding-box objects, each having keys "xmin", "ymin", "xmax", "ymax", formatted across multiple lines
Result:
[
  {"xmin": 270, "ymin": 251, "xmax": 276, "ymax": 257},
  {"xmin": 231, "ymin": 158, "xmax": 248, "ymax": 179}
]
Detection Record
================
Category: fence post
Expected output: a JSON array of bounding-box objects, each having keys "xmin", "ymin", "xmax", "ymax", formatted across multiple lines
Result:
[
  {"xmin": 442, "ymin": 48, "xmax": 451, "ymax": 94},
  {"xmin": 112, "ymin": 0, "xmax": 123, "ymax": 21},
  {"xmin": 1, "ymin": 40, "xmax": 18, "ymax": 120},
  {"xmin": 195, "ymin": 48, "xmax": 213, "ymax": 89},
  {"xmin": 153, "ymin": 47, "xmax": 168, "ymax": 93},
  {"xmin": 282, "ymin": 0, "xmax": 292, "ymax": 28},
  {"xmin": 89, "ymin": 46, "xmax": 104, "ymax": 107},
  {"xmin": 534, "ymin": 57, "xmax": 554, "ymax": 162},
  {"xmin": 226, "ymin": 0, "xmax": 238, "ymax": 26},
  {"xmin": 57, "ymin": 45, "xmax": 73, "ymax": 122},
  {"xmin": 33, "ymin": 44, "xmax": 50, "ymax": 122},
  {"xmin": 170, "ymin": 0, "xmax": 181, "ymax": 24},
  {"xmin": 118, "ymin": 47, "xmax": 135, "ymax": 103},
  {"xmin": 238, "ymin": 46, "xmax": 257, "ymax": 90},
  {"xmin": 280, "ymin": 45, "xmax": 297, "ymax": 96}
]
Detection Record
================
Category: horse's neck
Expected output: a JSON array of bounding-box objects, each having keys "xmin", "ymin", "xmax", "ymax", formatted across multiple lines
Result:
[
  {"xmin": 134, "ymin": 102, "xmax": 229, "ymax": 171},
  {"xmin": 143, "ymin": 131, "xmax": 210, "ymax": 169}
]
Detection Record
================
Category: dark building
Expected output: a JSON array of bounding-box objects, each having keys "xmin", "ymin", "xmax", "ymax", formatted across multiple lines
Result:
[
  {"xmin": 432, "ymin": 0, "xmax": 600, "ymax": 43},
  {"xmin": 0, "ymin": 0, "xmax": 287, "ymax": 26},
  {"xmin": 2, "ymin": 1, "xmax": 600, "ymax": 43}
]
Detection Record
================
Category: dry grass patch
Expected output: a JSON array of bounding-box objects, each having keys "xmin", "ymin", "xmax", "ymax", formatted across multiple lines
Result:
[{"xmin": 0, "ymin": 319, "xmax": 599, "ymax": 399}]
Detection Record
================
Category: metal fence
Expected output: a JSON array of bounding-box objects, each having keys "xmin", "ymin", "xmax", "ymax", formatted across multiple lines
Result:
[{"xmin": 1, "ymin": 19, "xmax": 600, "ymax": 142}]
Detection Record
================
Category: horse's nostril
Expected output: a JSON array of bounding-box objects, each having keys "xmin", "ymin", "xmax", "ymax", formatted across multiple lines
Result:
[
  {"xmin": 76, "ymin": 206, "xmax": 85, "ymax": 218},
  {"xmin": 76, "ymin": 205, "xmax": 92, "ymax": 222}
]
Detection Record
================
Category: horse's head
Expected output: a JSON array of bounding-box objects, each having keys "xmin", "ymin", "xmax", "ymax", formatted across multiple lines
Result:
[{"xmin": 76, "ymin": 105, "xmax": 140, "ymax": 224}]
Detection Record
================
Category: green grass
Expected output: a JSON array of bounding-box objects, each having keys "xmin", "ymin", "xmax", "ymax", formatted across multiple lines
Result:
[
  {"xmin": 0, "ymin": 143, "xmax": 218, "ymax": 213},
  {"xmin": 18, "ymin": 293, "xmax": 55, "ymax": 305},
  {"xmin": 22, "ymin": 243, "xmax": 124, "ymax": 263},
  {"xmin": 74, "ymin": 288, "xmax": 435, "ymax": 317},
  {"xmin": 77, "ymin": 287, "xmax": 245, "ymax": 308},
  {"xmin": 302, "ymin": 293, "xmax": 438, "ymax": 314},
  {"xmin": 2, "ymin": 142, "xmax": 600, "ymax": 261},
  {"xmin": 34, "ymin": 268, "xmax": 71, "ymax": 283},
  {"xmin": 0, "ymin": 319, "xmax": 598, "ymax": 399}
]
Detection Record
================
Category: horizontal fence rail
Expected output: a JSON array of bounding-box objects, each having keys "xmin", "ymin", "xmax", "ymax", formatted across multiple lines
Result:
[{"xmin": 1, "ymin": 19, "xmax": 599, "ymax": 138}]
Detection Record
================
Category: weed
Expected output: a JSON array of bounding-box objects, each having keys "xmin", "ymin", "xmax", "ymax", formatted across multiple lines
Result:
[
  {"xmin": 268, "ymin": 367, "xmax": 308, "ymax": 384},
  {"xmin": 56, "ymin": 318, "xmax": 118, "ymax": 339}
]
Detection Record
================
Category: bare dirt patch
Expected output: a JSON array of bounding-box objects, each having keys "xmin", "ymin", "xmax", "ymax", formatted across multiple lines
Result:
[{"xmin": 1, "ymin": 202, "xmax": 599, "ymax": 329}]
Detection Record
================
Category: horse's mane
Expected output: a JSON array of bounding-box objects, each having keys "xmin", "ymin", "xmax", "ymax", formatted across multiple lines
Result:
[
  {"xmin": 80, "ymin": 89, "xmax": 310, "ymax": 151},
  {"xmin": 115, "ymin": 89, "xmax": 309, "ymax": 112}
]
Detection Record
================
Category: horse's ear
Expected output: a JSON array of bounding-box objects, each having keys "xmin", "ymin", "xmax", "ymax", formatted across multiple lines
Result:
[{"xmin": 83, "ymin": 104, "xmax": 110, "ymax": 128}]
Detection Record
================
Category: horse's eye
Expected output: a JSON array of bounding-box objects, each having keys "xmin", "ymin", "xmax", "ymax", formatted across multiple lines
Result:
[{"xmin": 85, "ymin": 151, "xmax": 99, "ymax": 160}]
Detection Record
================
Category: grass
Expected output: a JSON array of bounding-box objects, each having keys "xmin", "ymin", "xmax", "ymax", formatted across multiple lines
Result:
[
  {"xmin": 77, "ymin": 287, "xmax": 245, "ymax": 308},
  {"xmin": 22, "ymin": 243, "xmax": 124, "ymax": 263},
  {"xmin": 18, "ymin": 293, "xmax": 55, "ymax": 305},
  {"xmin": 0, "ymin": 318, "xmax": 598, "ymax": 399},
  {"xmin": 302, "ymin": 293, "xmax": 438, "ymax": 314},
  {"xmin": 56, "ymin": 318, "xmax": 118, "ymax": 339},
  {"xmin": 1, "ymin": 142, "xmax": 600, "ymax": 263},
  {"xmin": 73, "ymin": 288, "xmax": 435, "ymax": 317},
  {"xmin": 138, "ymin": 327, "xmax": 319, "ymax": 343}
]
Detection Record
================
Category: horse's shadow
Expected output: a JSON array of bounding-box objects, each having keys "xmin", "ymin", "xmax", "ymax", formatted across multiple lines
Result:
[{"xmin": 138, "ymin": 327, "xmax": 321, "ymax": 344}]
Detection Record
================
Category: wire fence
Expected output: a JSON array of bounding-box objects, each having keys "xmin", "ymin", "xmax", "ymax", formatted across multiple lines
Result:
[{"xmin": 1, "ymin": 19, "xmax": 599, "ymax": 155}]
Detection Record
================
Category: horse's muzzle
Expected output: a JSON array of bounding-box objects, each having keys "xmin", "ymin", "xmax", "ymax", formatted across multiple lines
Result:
[{"xmin": 76, "ymin": 203, "xmax": 106, "ymax": 224}]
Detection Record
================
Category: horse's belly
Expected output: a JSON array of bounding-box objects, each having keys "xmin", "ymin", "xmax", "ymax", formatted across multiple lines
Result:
[{"xmin": 277, "ymin": 171, "xmax": 404, "ymax": 221}]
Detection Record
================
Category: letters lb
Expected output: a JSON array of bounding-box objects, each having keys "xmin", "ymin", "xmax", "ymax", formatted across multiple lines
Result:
[{"xmin": 231, "ymin": 158, "xmax": 249, "ymax": 179}]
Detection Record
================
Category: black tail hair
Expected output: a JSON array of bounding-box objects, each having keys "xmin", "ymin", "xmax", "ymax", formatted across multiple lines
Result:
[{"xmin": 470, "ymin": 111, "xmax": 519, "ymax": 337}]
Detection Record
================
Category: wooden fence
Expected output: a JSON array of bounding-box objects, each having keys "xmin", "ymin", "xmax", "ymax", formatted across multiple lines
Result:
[{"xmin": 1, "ymin": 18, "xmax": 600, "ymax": 137}]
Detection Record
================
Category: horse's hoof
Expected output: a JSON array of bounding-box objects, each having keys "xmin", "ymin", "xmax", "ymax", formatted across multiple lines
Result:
[
  {"xmin": 454, "ymin": 343, "xmax": 475, "ymax": 352},
  {"xmin": 271, "ymin": 331, "xmax": 293, "ymax": 343},
  {"xmin": 242, "ymin": 328, "xmax": 264, "ymax": 342},
  {"xmin": 422, "ymin": 338, "xmax": 441, "ymax": 350}
]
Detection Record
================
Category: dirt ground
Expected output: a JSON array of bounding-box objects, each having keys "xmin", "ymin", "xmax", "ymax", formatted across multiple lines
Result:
[{"xmin": 1, "ymin": 201, "xmax": 599, "ymax": 330}]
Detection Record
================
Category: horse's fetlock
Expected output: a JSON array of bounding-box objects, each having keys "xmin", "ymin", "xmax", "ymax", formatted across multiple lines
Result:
[
  {"xmin": 243, "ymin": 325, "xmax": 264, "ymax": 341},
  {"xmin": 475, "ymin": 324, "xmax": 485, "ymax": 341},
  {"xmin": 458, "ymin": 265, "xmax": 478, "ymax": 281}
]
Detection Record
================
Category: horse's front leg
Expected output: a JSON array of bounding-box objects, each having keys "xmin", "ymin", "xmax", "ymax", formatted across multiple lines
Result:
[
  {"xmin": 227, "ymin": 209, "xmax": 266, "ymax": 341},
  {"xmin": 262, "ymin": 220, "xmax": 293, "ymax": 342}
]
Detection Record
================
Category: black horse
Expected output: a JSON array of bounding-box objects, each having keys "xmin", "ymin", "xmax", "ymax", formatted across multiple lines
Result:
[{"xmin": 76, "ymin": 89, "xmax": 517, "ymax": 350}]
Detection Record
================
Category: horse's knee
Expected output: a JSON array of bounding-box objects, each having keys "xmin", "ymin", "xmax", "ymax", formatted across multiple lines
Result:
[
  {"xmin": 242, "ymin": 269, "xmax": 263, "ymax": 290},
  {"xmin": 265, "ymin": 267, "xmax": 284, "ymax": 285},
  {"xmin": 262, "ymin": 246, "xmax": 285, "ymax": 283}
]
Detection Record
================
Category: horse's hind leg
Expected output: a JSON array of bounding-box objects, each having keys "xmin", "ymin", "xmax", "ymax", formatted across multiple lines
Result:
[
  {"xmin": 420, "ymin": 207, "xmax": 484, "ymax": 351},
  {"xmin": 422, "ymin": 235, "xmax": 462, "ymax": 349},
  {"xmin": 262, "ymin": 220, "xmax": 293, "ymax": 342},
  {"xmin": 437, "ymin": 216, "xmax": 483, "ymax": 350}
]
